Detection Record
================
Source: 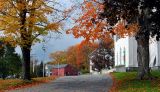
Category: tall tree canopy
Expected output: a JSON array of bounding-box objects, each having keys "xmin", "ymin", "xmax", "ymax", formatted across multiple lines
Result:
[
  {"xmin": 68, "ymin": 0, "xmax": 160, "ymax": 79},
  {"xmin": 0, "ymin": 0, "xmax": 64, "ymax": 80},
  {"xmin": 67, "ymin": 0, "xmax": 111, "ymax": 42},
  {"xmin": 100, "ymin": 0, "xmax": 160, "ymax": 79}
]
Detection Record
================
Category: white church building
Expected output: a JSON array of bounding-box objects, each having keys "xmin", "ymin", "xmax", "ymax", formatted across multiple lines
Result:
[{"xmin": 114, "ymin": 36, "xmax": 160, "ymax": 72}]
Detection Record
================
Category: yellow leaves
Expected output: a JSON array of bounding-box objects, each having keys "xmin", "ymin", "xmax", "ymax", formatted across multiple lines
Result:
[
  {"xmin": 41, "ymin": 7, "xmax": 53, "ymax": 14},
  {"xmin": 0, "ymin": 1, "xmax": 5, "ymax": 10},
  {"xmin": 0, "ymin": 0, "xmax": 61, "ymax": 47},
  {"xmin": 0, "ymin": 15, "xmax": 20, "ymax": 37},
  {"xmin": 4, "ymin": 35, "xmax": 17, "ymax": 47},
  {"xmin": 16, "ymin": 3, "xmax": 26, "ymax": 10},
  {"xmin": 33, "ymin": 26, "xmax": 44, "ymax": 32},
  {"xmin": 4, "ymin": 36, "xmax": 13, "ymax": 42},
  {"xmin": 46, "ymin": 23, "xmax": 59, "ymax": 31},
  {"xmin": 0, "ymin": 0, "xmax": 8, "ymax": 11},
  {"xmin": 27, "ymin": 16, "xmax": 36, "ymax": 24}
]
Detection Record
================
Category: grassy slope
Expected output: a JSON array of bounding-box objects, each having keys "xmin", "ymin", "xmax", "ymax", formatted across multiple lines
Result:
[
  {"xmin": 0, "ymin": 76, "xmax": 57, "ymax": 92},
  {"xmin": 110, "ymin": 70, "xmax": 160, "ymax": 92}
]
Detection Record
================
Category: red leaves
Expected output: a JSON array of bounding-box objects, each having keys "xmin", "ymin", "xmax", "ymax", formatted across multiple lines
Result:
[
  {"xmin": 67, "ymin": 0, "xmax": 104, "ymax": 42},
  {"xmin": 113, "ymin": 20, "xmax": 139, "ymax": 38},
  {"xmin": 67, "ymin": 0, "xmax": 112, "ymax": 42},
  {"xmin": 85, "ymin": 2, "xmax": 93, "ymax": 9},
  {"xmin": 67, "ymin": 0, "xmax": 139, "ymax": 42}
]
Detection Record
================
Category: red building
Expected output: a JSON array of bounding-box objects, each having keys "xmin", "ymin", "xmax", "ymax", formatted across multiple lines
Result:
[{"xmin": 52, "ymin": 64, "xmax": 78, "ymax": 76}]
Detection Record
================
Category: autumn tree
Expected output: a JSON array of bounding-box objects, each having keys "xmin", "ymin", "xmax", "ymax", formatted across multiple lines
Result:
[
  {"xmin": 49, "ymin": 51, "xmax": 67, "ymax": 65},
  {"xmin": 66, "ymin": 46, "xmax": 77, "ymax": 66},
  {"xmin": 99, "ymin": 0, "xmax": 160, "ymax": 79},
  {"xmin": 68, "ymin": 0, "xmax": 160, "ymax": 79},
  {"xmin": 67, "ymin": 0, "xmax": 115, "ymax": 73},
  {"xmin": 0, "ymin": 0, "xmax": 64, "ymax": 80},
  {"xmin": 49, "ymin": 41, "xmax": 97, "ymax": 73},
  {"xmin": 67, "ymin": 0, "xmax": 111, "ymax": 42},
  {"xmin": 76, "ymin": 41, "xmax": 97, "ymax": 73}
]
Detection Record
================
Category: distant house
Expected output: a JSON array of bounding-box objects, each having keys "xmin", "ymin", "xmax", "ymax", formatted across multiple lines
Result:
[
  {"xmin": 51, "ymin": 64, "xmax": 78, "ymax": 76},
  {"xmin": 45, "ymin": 64, "xmax": 54, "ymax": 77}
]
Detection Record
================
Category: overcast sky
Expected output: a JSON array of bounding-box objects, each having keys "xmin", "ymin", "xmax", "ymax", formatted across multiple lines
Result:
[{"xmin": 15, "ymin": 0, "xmax": 83, "ymax": 63}]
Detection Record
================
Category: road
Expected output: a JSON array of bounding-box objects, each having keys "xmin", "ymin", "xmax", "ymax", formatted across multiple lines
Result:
[{"xmin": 7, "ymin": 74, "xmax": 113, "ymax": 92}]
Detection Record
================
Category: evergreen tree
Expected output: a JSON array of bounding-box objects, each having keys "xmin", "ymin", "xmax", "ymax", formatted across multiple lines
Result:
[
  {"xmin": 0, "ymin": 43, "xmax": 22, "ymax": 79},
  {"xmin": 37, "ymin": 61, "xmax": 44, "ymax": 77}
]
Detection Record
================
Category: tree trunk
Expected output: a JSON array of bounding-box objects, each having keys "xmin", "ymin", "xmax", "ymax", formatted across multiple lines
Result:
[
  {"xmin": 2, "ymin": 74, "xmax": 6, "ymax": 80},
  {"xmin": 136, "ymin": 36, "xmax": 150, "ymax": 79},
  {"xmin": 22, "ymin": 46, "xmax": 31, "ymax": 80}
]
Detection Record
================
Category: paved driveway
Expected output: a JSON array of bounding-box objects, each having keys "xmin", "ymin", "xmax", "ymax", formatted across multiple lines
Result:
[{"xmin": 7, "ymin": 74, "xmax": 112, "ymax": 92}]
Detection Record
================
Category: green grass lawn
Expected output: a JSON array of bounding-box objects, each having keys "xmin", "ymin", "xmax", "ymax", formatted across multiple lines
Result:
[
  {"xmin": 0, "ymin": 76, "xmax": 57, "ymax": 92},
  {"xmin": 110, "ymin": 70, "xmax": 160, "ymax": 92}
]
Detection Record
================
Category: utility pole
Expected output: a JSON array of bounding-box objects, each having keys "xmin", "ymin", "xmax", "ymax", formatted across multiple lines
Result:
[
  {"xmin": 58, "ymin": 61, "xmax": 59, "ymax": 76},
  {"xmin": 42, "ymin": 44, "xmax": 46, "ymax": 77}
]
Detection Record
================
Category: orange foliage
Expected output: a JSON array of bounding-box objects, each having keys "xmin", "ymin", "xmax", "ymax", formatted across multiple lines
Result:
[
  {"xmin": 113, "ymin": 20, "xmax": 139, "ymax": 38},
  {"xmin": 67, "ymin": 0, "xmax": 106, "ymax": 41},
  {"xmin": 66, "ymin": 45, "xmax": 77, "ymax": 66},
  {"xmin": 49, "ymin": 41, "xmax": 98, "ymax": 70},
  {"xmin": 67, "ymin": 0, "xmax": 139, "ymax": 42},
  {"xmin": 74, "ymin": 41, "xmax": 98, "ymax": 69}
]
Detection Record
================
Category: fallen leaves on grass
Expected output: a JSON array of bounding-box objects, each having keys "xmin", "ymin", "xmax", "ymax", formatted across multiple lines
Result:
[
  {"xmin": 0, "ymin": 76, "xmax": 57, "ymax": 92},
  {"xmin": 109, "ymin": 73, "xmax": 118, "ymax": 92},
  {"xmin": 109, "ymin": 71, "xmax": 160, "ymax": 92}
]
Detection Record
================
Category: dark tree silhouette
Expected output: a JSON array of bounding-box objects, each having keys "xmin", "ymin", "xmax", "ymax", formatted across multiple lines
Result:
[
  {"xmin": 89, "ymin": 40, "xmax": 114, "ymax": 72},
  {"xmin": 100, "ymin": 0, "xmax": 160, "ymax": 79},
  {"xmin": 37, "ymin": 61, "xmax": 44, "ymax": 77}
]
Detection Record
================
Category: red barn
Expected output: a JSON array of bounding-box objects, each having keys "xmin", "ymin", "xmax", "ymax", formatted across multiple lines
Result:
[{"xmin": 51, "ymin": 64, "xmax": 78, "ymax": 76}]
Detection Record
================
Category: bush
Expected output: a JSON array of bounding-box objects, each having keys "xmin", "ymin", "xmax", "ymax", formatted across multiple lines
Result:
[{"xmin": 81, "ymin": 69, "xmax": 89, "ymax": 74}]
